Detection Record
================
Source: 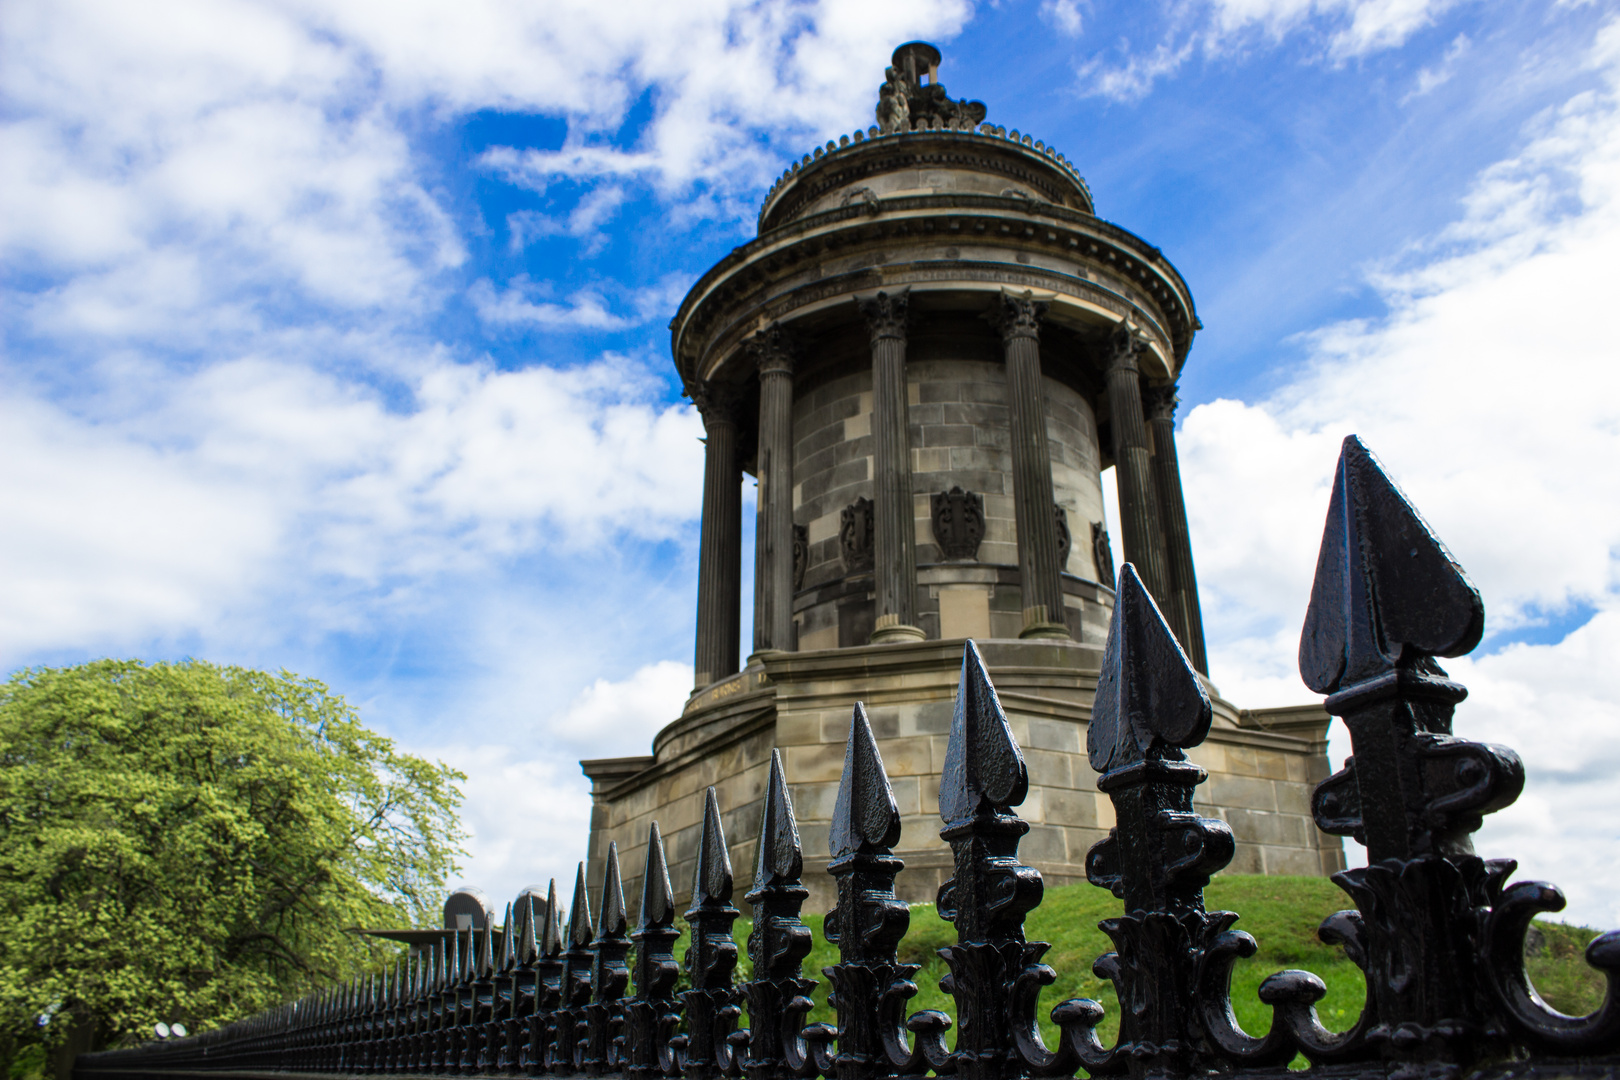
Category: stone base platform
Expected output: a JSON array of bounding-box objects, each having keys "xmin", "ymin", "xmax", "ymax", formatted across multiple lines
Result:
[{"xmin": 581, "ymin": 638, "xmax": 1344, "ymax": 915}]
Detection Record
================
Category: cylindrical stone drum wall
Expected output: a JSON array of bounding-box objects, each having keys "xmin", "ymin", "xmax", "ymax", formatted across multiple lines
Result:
[{"xmin": 790, "ymin": 331, "xmax": 1113, "ymax": 652}]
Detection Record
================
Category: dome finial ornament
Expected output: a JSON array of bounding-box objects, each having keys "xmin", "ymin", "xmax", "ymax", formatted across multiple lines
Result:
[{"xmin": 875, "ymin": 41, "xmax": 987, "ymax": 132}]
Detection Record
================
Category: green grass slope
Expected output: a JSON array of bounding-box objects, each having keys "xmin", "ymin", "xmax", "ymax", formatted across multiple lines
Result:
[{"xmin": 728, "ymin": 874, "xmax": 1605, "ymax": 1054}]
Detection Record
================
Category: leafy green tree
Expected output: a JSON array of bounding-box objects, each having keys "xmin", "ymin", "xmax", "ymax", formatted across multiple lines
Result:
[{"xmin": 0, "ymin": 659, "xmax": 466, "ymax": 1073}]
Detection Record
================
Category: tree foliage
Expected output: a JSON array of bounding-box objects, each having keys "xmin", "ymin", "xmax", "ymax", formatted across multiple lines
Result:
[{"xmin": 0, "ymin": 659, "xmax": 465, "ymax": 1067}]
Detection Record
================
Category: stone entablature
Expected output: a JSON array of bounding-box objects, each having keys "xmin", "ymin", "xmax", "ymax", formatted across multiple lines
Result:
[
  {"xmin": 581, "ymin": 639, "xmax": 1343, "ymax": 915},
  {"xmin": 673, "ymin": 191, "xmax": 1194, "ymax": 390}
]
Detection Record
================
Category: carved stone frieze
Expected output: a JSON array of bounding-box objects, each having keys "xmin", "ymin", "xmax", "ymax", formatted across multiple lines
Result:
[
  {"xmin": 840, "ymin": 497, "xmax": 875, "ymax": 574},
  {"xmin": 1091, "ymin": 521, "xmax": 1116, "ymax": 591},
  {"xmin": 931, "ymin": 487, "xmax": 985, "ymax": 560}
]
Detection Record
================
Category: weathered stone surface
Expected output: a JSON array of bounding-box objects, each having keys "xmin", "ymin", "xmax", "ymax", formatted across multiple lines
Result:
[{"xmin": 585, "ymin": 639, "xmax": 1341, "ymax": 912}]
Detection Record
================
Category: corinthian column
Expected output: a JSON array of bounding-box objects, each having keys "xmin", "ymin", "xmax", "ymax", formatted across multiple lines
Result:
[
  {"xmin": 988, "ymin": 291, "xmax": 1070, "ymax": 640},
  {"xmin": 690, "ymin": 380, "xmax": 741, "ymax": 688},
  {"xmin": 750, "ymin": 326, "xmax": 797, "ymax": 653},
  {"xmin": 856, "ymin": 289, "xmax": 924, "ymax": 644},
  {"xmin": 1105, "ymin": 321, "xmax": 1172, "ymax": 608},
  {"xmin": 1144, "ymin": 385, "xmax": 1209, "ymax": 675}
]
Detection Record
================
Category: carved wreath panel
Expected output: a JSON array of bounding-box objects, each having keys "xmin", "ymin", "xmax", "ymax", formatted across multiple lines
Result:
[
  {"xmin": 931, "ymin": 487, "xmax": 985, "ymax": 561},
  {"xmin": 840, "ymin": 497, "xmax": 874, "ymax": 574},
  {"xmin": 1091, "ymin": 520, "xmax": 1116, "ymax": 591}
]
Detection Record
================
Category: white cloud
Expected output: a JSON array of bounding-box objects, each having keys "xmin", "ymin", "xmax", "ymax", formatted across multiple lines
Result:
[
  {"xmin": 469, "ymin": 277, "xmax": 633, "ymax": 330},
  {"xmin": 508, "ymin": 186, "xmax": 628, "ymax": 255},
  {"xmin": 550, "ymin": 660, "xmax": 694, "ymax": 757},
  {"xmin": 0, "ymin": 351, "xmax": 705, "ymax": 658},
  {"xmin": 1079, "ymin": 0, "xmax": 1465, "ymax": 101},
  {"xmin": 1182, "ymin": 17, "xmax": 1620, "ymax": 923},
  {"xmin": 1404, "ymin": 31, "xmax": 1471, "ymax": 100},
  {"xmin": 1040, "ymin": 0, "xmax": 1085, "ymax": 38},
  {"xmin": 1210, "ymin": 0, "xmax": 1462, "ymax": 56}
]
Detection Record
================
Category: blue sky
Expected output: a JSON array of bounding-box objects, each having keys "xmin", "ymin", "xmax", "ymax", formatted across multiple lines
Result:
[{"xmin": 4, "ymin": 0, "xmax": 1620, "ymax": 923}]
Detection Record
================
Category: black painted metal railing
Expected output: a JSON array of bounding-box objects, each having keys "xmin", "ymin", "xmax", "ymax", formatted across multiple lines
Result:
[{"xmin": 79, "ymin": 436, "xmax": 1620, "ymax": 1079}]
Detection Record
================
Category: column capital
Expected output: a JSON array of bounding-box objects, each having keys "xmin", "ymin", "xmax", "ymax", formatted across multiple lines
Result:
[
  {"xmin": 688, "ymin": 379, "xmax": 743, "ymax": 429},
  {"xmin": 1106, "ymin": 317, "xmax": 1150, "ymax": 374},
  {"xmin": 986, "ymin": 289, "xmax": 1048, "ymax": 341},
  {"xmin": 748, "ymin": 324, "xmax": 797, "ymax": 377},
  {"xmin": 855, "ymin": 288, "xmax": 910, "ymax": 343},
  {"xmin": 1143, "ymin": 383, "xmax": 1179, "ymax": 422}
]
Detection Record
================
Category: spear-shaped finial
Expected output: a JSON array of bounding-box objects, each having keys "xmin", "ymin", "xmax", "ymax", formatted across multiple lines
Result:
[
  {"xmin": 540, "ymin": 878, "xmax": 564, "ymax": 959},
  {"xmin": 568, "ymin": 862, "xmax": 594, "ymax": 950},
  {"xmin": 1088, "ymin": 562, "xmax": 1212, "ymax": 775},
  {"xmin": 691, "ymin": 786, "xmax": 733, "ymax": 908},
  {"xmin": 1300, "ymin": 434, "xmax": 1484, "ymax": 695},
  {"xmin": 500, "ymin": 901, "xmax": 517, "ymax": 972},
  {"xmin": 638, "ymin": 822, "xmax": 675, "ymax": 932},
  {"xmin": 939, "ymin": 639, "xmax": 1028, "ymax": 825},
  {"xmin": 598, "ymin": 842, "xmax": 628, "ymax": 940},
  {"xmin": 517, "ymin": 893, "xmax": 538, "ymax": 965},
  {"xmin": 754, "ymin": 748, "xmax": 804, "ymax": 890},
  {"xmin": 462, "ymin": 925, "xmax": 478, "ymax": 982},
  {"xmin": 478, "ymin": 916, "xmax": 495, "ymax": 977},
  {"xmin": 830, "ymin": 701, "xmax": 902, "ymax": 858}
]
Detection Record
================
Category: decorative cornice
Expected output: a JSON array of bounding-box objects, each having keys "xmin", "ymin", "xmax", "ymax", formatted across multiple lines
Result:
[
  {"xmin": 672, "ymin": 193, "xmax": 1197, "ymax": 380},
  {"xmin": 747, "ymin": 324, "xmax": 796, "ymax": 378},
  {"xmin": 1142, "ymin": 383, "xmax": 1179, "ymax": 422},
  {"xmin": 855, "ymin": 288, "xmax": 910, "ymax": 343},
  {"xmin": 985, "ymin": 289, "xmax": 1048, "ymax": 341}
]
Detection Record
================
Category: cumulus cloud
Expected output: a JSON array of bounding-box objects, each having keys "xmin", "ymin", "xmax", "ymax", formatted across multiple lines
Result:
[
  {"xmin": 1181, "ymin": 17, "xmax": 1620, "ymax": 922},
  {"xmin": 0, "ymin": 351, "xmax": 704, "ymax": 658}
]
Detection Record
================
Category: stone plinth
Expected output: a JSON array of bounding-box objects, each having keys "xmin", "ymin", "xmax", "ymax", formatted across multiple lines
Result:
[{"xmin": 582, "ymin": 639, "xmax": 1343, "ymax": 915}]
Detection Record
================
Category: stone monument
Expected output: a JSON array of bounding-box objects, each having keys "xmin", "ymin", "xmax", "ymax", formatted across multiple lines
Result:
[{"xmin": 582, "ymin": 42, "xmax": 1342, "ymax": 912}]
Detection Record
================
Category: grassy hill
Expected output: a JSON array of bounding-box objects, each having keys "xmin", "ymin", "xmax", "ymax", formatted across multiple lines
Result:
[{"xmin": 730, "ymin": 874, "xmax": 1604, "ymax": 1055}]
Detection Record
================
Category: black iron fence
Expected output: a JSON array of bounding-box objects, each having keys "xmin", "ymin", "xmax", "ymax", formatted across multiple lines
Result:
[{"xmin": 78, "ymin": 436, "xmax": 1620, "ymax": 1079}]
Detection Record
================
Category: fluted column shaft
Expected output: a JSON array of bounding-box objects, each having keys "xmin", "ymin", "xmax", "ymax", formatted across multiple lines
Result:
[
  {"xmin": 991, "ymin": 292, "xmax": 1070, "ymax": 640},
  {"xmin": 1105, "ymin": 324, "xmax": 1173, "ymax": 608},
  {"xmin": 857, "ymin": 291, "xmax": 923, "ymax": 643},
  {"xmin": 692, "ymin": 384, "xmax": 741, "ymax": 688},
  {"xmin": 751, "ymin": 328, "xmax": 796, "ymax": 653},
  {"xmin": 1146, "ymin": 387, "xmax": 1209, "ymax": 675}
]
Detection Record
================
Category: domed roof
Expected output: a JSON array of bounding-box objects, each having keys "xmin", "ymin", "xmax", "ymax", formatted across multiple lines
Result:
[{"xmin": 757, "ymin": 42, "xmax": 1094, "ymax": 233}]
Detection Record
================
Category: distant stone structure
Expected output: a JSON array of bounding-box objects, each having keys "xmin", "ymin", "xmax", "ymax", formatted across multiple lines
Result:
[{"xmin": 581, "ymin": 42, "xmax": 1343, "ymax": 913}]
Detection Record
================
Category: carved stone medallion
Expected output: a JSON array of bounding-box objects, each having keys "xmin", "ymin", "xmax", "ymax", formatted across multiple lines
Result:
[
  {"xmin": 840, "ymin": 498, "xmax": 874, "ymax": 574},
  {"xmin": 931, "ymin": 487, "xmax": 985, "ymax": 560},
  {"xmin": 792, "ymin": 523, "xmax": 809, "ymax": 590},
  {"xmin": 1091, "ymin": 521, "xmax": 1116, "ymax": 591}
]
